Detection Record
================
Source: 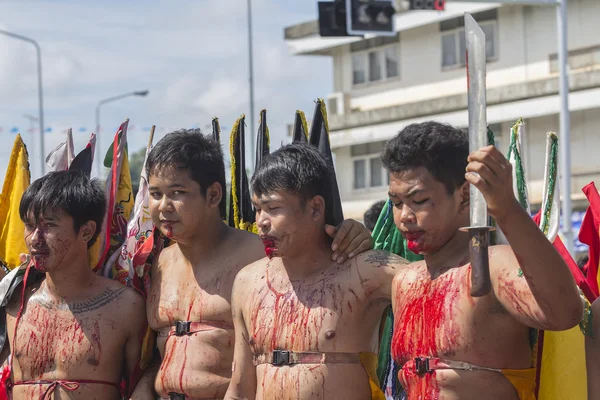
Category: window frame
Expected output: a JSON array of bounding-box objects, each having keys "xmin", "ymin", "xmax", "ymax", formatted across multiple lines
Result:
[
  {"xmin": 352, "ymin": 153, "xmax": 389, "ymax": 191},
  {"xmin": 441, "ymin": 19, "xmax": 498, "ymax": 71},
  {"xmin": 351, "ymin": 43, "xmax": 401, "ymax": 87}
]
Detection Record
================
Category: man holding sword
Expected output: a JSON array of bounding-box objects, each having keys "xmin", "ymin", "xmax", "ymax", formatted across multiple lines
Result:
[{"xmin": 384, "ymin": 13, "xmax": 582, "ymax": 400}]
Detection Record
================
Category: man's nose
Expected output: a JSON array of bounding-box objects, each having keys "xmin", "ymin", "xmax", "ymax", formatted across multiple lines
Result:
[
  {"xmin": 399, "ymin": 204, "xmax": 416, "ymax": 224},
  {"xmin": 158, "ymin": 195, "xmax": 173, "ymax": 213},
  {"xmin": 29, "ymin": 227, "xmax": 44, "ymax": 244},
  {"xmin": 256, "ymin": 211, "xmax": 271, "ymax": 233}
]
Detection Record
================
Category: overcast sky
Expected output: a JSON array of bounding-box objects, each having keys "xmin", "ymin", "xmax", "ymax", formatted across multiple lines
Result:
[{"xmin": 0, "ymin": 0, "xmax": 332, "ymax": 186}]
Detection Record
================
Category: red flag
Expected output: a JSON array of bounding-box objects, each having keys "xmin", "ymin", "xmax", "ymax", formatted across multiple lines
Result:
[
  {"xmin": 579, "ymin": 182, "xmax": 600, "ymax": 299},
  {"xmin": 532, "ymin": 211, "xmax": 596, "ymax": 302}
]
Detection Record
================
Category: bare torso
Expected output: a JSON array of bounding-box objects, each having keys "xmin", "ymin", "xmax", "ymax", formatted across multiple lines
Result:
[
  {"xmin": 5, "ymin": 276, "xmax": 143, "ymax": 400},
  {"xmin": 392, "ymin": 260, "xmax": 533, "ymax": 400},
  {"xmin": 239, "ymin": 251, "xmax": 402, "ymax": 400},
  {"xmin": 148, "ymin": 229, "xmax": 263, "ymax": 399}
]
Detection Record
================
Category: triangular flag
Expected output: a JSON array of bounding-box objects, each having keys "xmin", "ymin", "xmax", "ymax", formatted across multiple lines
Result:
[
  {"xmin": 292, "ymin": 110, "xmax": 309, "ymax": 143},
  {"xmin": 255, "ymin": 109, "xmax": 270, "ymax": 171},
  {"xmin": 308, "ymin": 99, "xmax": 344, "ymax": 227},
  {"xmin": 228, "ymin": 115, "xmax": 255, "ymax": 232}
]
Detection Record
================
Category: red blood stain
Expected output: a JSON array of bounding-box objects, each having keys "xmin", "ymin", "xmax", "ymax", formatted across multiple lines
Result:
[
  {"xmin": 407, "ymin": 240, "xmax": 420, "ymax": 253},
  {"xmin": 15, "ymin": 304, "xmax": 102, "ymax": 380},
  {"xmin": 392, "ymin": 265, "xmax": 470, "ymax": 399},
  {"xmin": 261, "ymin": 237, "xmax": 277, "ymax": 259}
]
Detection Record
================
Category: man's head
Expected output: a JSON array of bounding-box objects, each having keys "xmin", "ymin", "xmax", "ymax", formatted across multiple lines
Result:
[
  {"xmin": 146, "ymin": 130, "xmax": 226, "ymax": 241},
  {"xmin": 19, "ymin": 170, "xmax": 106, "ymax": 273},
  {"xmin": 363, "ymin": 200, "xmax": 386, "ymax": 232},
  {"xmin": 251, "ymin": 143, "xmax": 334, "ymax": 258},
  {"xmin": 381, "ymin": 121, "xmax": 470, "ymax": 255}
]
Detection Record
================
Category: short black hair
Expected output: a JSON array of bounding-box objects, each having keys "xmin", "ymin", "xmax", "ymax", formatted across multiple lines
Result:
[
  {"xmin": 19, "ymin": 170, "xmax": 106, "ymax": 248},
  {"xmin": 381, "ymin": 121, "xmax": 469, "ymax": 194},
  {"xmin": 363, "ymin": 200, "xmax": 386, "ymax": 231},
  {"xmin": 146, "ymin": 129, "xmax": 226, "ymax": 219},
  {"xmin": 251, "ymin": 143, "xmax": 336, "ymax": 226}
]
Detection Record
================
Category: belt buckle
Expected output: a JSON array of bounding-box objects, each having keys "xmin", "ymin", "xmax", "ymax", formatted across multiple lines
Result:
[
  {"xmin": 272, "ymin": 350, "xmax": 291, "ymax": 366},
  {"xmin": 175, "ymin": 321, "xmax": 191, "ymax": 336},
  {"xmin": 414, "ymin": 357, "xmax": 430, "ymax": 374}
]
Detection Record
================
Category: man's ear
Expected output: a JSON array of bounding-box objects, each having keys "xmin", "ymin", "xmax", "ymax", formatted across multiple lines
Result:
[
  {"xmin": 79, "ymin": 220, "xmax": 97, "ymax": 244},
  {"xmin": 309, "ymin": 195, "xmax": 326, "ymax": 222},
  {"xmin": 459, "ymin": 181, "xmax": 470, "ymax": 214},
  {"xmin": 206, "ymin": 181, "xmax": 223, "ymax": 209}
]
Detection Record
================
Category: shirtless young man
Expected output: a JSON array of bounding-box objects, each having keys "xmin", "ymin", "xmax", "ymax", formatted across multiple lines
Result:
[
  {"xmin": 1, "ymin": 170, "xmax": 146, "ymax": 399},
  {"xmin": 132, "ymin": 131, "xmax": 373, "ymax": 400},
  {"xmin": 225, "ymin": 143, "xmax": 408, "ymax": 400},
  {"xmin": 384, "ymin": 122, "xmax": 583, "ymax": 400}
]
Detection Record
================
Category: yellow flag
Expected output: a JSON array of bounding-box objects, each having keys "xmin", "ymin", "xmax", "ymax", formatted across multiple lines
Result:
[
  {"xmin": 0, "ymin": 135, "xmax": 31, "ymax": 271},
  {"xmin": 538, "ymin": 327, "xmax": 587, "ymax": 399}
]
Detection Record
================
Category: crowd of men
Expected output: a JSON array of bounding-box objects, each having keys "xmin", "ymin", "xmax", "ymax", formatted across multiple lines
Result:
[{"xmin": 0, "ymin": 121, "xmax": 594, "ymax": 400}]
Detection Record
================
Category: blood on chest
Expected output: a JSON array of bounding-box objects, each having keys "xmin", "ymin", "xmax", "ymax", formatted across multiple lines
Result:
[
  {"xmin": 391, "ymin": 266, "xmax": 473, "ymax": 365},
  {"xmin": 247, "ymin": 273, "xmax": 365, "ymax": 353},
  {"xmin": 13, "ymin": 305, "xmax": 103, "ymax": 379}
]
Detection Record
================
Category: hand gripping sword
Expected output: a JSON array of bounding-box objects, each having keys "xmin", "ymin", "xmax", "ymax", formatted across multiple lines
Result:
[{"xmin": 461, "ymin": 12, "xmax": 495, "ymax": 297}]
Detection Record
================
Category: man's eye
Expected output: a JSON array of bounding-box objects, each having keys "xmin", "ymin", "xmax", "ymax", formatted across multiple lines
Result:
[
  {"xmin": 414, "ymin": 199, "xmax": 429, "ymax": 205},
  {"xmin": 172, "ymin": 190, "xmax": 185, "ymax": 196},
  {"xmin": 393, "ymin": 201, "xmax": 403, "ymax": 208}
]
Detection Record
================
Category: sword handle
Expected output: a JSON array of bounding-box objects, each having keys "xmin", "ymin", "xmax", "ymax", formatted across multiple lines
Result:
[{"xmin": 469, "ymin": 228, "xmax": 491, "ymax": 297}]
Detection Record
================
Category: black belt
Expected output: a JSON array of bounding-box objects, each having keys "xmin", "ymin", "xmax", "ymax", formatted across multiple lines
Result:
[{"xmin": 169, "ymin": 393, "xmax": 186, "ymax": 400}]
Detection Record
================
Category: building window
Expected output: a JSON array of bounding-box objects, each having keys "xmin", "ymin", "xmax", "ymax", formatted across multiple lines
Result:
[
  {"xmin": 354, "ymin": 159, "xmax": 366, "ymax": 189},
  {"xmin": 351, "ymin": 141, "xmax": 388, "ymax": 190},
  {"xmin": 440, "ymin": 9, "xmax": 498, "ymax": 69},
  {"xmin": 352, "ymin": 54, "xmax": 366, "ymax": 85},
  {"xmin": 351, "ymin": 34, "xmax": 400, "ymax": 85}
]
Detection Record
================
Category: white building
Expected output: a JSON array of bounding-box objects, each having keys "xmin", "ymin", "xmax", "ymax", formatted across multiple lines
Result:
[{"xmin": 284, "ymin": 0, "xmax": 600, "ymax": 238}]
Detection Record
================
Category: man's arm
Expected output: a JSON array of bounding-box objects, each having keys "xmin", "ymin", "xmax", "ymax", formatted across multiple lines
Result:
[
  {"xmin": 467, "ymin": 146, "xmax": 582, "ymax": 331},
  {"xmin": 225, "ymin": 271, "xmax": 257, "ymax": 400},
  {"xmin": 326, "ymin": 219, "xmax": 373, "ymax": 264},
  {"xmin": 122, "ymin": 289, "xmax": 149, "ymax": 398}
]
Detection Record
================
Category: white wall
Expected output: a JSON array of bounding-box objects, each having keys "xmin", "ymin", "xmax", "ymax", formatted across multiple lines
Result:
[
  {"xmin": 329, "ymin": 0, "xmax": 600, "ymax": 112},
  {"xmin": 334, "ymin": 108, "xmax": 600, "ymax": 205}
]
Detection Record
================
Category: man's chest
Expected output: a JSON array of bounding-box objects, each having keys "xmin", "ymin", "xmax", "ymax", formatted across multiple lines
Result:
[
  {"xmin": 8, "ymin": 305, "xmax": 121, "ymax": 377},
  {"xmin": 148, "ymin": 274, "xmax": 233, "ymax": 328},
  {"xmin": 245, "ymin": 274, "xmax": 369, "ymax": 352},
  {"xmin": 392, "ymin": 266, "xmax": 481, "ymax": 362}
]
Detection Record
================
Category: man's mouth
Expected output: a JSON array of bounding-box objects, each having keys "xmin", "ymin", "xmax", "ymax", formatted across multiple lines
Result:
[
  {"xmin": 260, "ymin": 235, "xmax": 278, "ymax": 258},
  {"xmin": 402, "ymin": 231, "xmax": 424, "ymax": 241}
]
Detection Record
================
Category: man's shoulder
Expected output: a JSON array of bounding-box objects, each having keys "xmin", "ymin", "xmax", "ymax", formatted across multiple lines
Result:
[
  {"xmin": 93, "ymin": 277, "xmax": 144, "ymax": 312},
  {"xmin": 225, "ymin": 228, "xmax": 264, "ymax": 265},
  {"xmin": 236, "ymin": 256, "xmax": 268, "ymax": 279},
  {"xmin": 355, "ymin": 249, "xmax": 410, "ymax": 267}
]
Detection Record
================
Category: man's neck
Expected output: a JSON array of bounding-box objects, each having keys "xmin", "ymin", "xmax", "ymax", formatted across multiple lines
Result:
[
  {"xmin": 44, "ymin": 252, "xmax": 97, "ymax": 299},
  {"xmin": 176, "ymin": 218, "xmax": 230, "ymax": 266},
  {"xmin": 424, "ymin": 229, "xmax": 470, "ymax": 276},
  {"xmin": 281, "ymin": 232, "xmax": 333, "ymax": 281}
]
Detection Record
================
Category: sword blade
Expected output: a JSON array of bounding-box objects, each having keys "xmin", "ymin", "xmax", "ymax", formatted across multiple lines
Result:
[{"xmin": 465, "ymin": 12, "xmax": 488, "ymax": 228}]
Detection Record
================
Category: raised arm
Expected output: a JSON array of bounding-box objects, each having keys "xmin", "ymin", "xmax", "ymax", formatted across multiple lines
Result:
[
  {"xmin": 467, "ymin": 145, "xmax": 582, "ymax": 330},
  {"xmin": 225, "ymin": 271, "xmax": 257, "ymax": 400}
]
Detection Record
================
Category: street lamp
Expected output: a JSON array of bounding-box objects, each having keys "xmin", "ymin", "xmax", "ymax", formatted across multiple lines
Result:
[
  {"xmin": 95, "ymin": 90, "xmax": 149, "ymax": 178},
  {"xmin": 0, "ymin": 29, "xmax": 45, "ymax": 177}
]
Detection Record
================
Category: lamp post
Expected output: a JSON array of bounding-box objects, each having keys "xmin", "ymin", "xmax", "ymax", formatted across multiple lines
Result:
[
  {"xmin": 0, "ymin": 29, "xmax": 45, "ymax": 177},
  {"xmin": 94, "ymin": 90, "xmax": 149, "ymax": 179}
]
